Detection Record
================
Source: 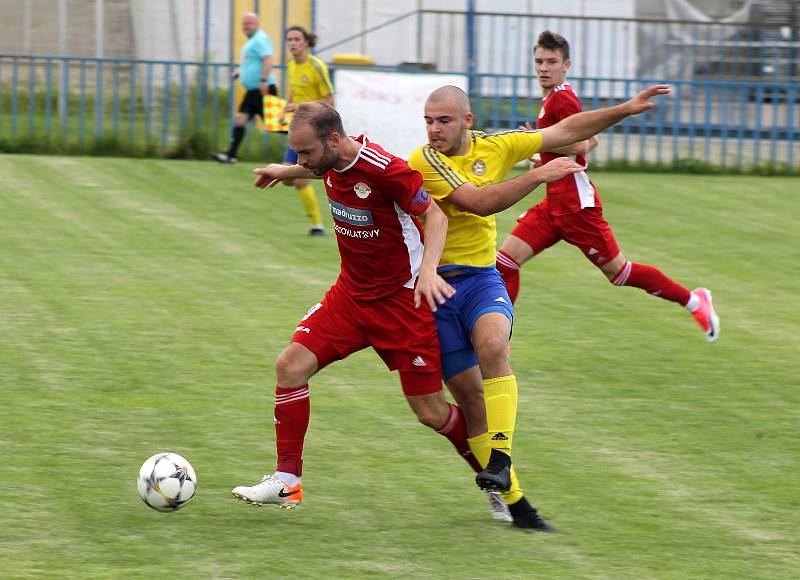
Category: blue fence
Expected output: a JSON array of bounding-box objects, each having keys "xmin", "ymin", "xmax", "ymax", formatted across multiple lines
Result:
[{"xmin": 1, "ymin": 53, "xmax": 798, "ymax": 170}]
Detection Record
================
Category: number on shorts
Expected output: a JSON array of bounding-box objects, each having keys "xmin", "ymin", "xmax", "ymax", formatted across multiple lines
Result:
[{"xmin": 302, "ymin": 302, "xmax": 323, "ymax": 321}]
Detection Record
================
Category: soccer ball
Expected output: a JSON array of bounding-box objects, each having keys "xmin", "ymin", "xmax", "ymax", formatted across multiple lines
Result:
[{"xmin": 137, "ymin": 452, "xmax": 197, "ymax": 512}]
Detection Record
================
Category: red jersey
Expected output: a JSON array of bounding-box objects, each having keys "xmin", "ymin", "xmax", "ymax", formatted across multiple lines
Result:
[
  {"xmin": 323, "ymin": 135, "xmax": 431, "ymax": 300},
  {"xmin": 537, "ymin": 83, "xmax": 603, "ymax": 216}
]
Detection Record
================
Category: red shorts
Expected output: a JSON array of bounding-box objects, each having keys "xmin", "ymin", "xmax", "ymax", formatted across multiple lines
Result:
[
  {"xmin": 513, "ymin": 200, "xmax": 621, "ymax": 267},
  {"xmin": 291, "ymin": 282, "xmax": 442, "ymax": 396}
]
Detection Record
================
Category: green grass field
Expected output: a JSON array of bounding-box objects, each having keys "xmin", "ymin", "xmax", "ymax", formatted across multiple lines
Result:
[{"xmin": 1, "ymin": 154, "xmax": 798, "ymax": 579}]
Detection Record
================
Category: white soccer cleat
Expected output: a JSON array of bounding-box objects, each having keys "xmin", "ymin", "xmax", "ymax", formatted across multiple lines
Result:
[
  {"xmin": 486, "ymin": 490, "xmax": 513, "ymax": 522},
  {"xmin": 232, "ymin": 474, "xmax": 303, "ymax": 509},
  {"xmin": 690, "ymin": 287, "xmax": 720, "ymax": 343}
]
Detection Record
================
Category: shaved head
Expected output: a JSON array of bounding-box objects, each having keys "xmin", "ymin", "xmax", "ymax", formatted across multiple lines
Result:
[
  {"xmin": 424, "ymin": 85, "xmax": 473, "ymax": 156},
  {"xmin": 426, "ymin": 85, "xmax": 471, "ymax": 116},
  {"xmin": 242, "ymin": 12, "xmax": 259, "ymax": 36}
]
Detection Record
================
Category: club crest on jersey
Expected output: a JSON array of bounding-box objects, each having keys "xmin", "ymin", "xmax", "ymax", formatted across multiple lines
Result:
[
  {"xmin": 301, "ymin": 75, "xmax": 309, "ymax": 83},
  {"xmin": 471, "ymin": 159, "xmax": 487, "ymax": 176},
  {"xmin": 354, "ymin": 182, "xmax": 372, "ymax": 199}
]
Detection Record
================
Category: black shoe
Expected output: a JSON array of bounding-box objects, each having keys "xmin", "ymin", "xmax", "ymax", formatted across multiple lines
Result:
[
  {"xmin": 475, "ymin": 448, "xmax": 512, "ymax": 491},
  {"xmin": 309, "ymin": 226, "xmax": 325, "ymax": 236},
  {"xmin": 210, "ymin": 152, "xmax": 237, "ymax": 164},
  {"xmin": 508, "ymin": 497, "xmax": 555, "ymax": 533}
]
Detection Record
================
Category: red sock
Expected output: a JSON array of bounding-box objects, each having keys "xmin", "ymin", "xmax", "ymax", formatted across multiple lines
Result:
[
  {"xmin": 612, "ymin": 261, "xmax": 691, "ymax": 306},
  {"xmin": 438, "ymin": 403, "xmax": 482, "ymax": 473},
  {"xmin": 274, "ymin": 385, "xmax": 310, "ymax": 476},
  {"xmin": 496, "ymin": 250, "xmax": 521, "ymax": 304}
]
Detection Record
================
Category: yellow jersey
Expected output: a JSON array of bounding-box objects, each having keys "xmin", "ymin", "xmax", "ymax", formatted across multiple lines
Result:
[
  {"xmin": 286, "ymin": 55, "xmax": 334, "ymax": 105},
  {"xmin": 407, "ymin": 129, "xmax": 544, "ymax": 268}
]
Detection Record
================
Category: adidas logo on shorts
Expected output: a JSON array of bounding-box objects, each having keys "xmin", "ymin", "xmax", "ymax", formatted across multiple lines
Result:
[{"xmin": 412, "ymin": 356, "xmax": 427, "ymax": 367}]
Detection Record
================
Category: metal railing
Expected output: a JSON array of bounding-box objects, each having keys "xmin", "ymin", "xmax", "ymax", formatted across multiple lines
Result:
[{"xmin": 1, "ymin": 53, "xmax": 798, "ymax": 170}]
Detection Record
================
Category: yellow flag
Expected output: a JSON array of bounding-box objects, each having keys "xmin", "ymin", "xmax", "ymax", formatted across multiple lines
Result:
[{"xmin": 262, "ymin": 94, "xmax": 289, "ymax": 132}]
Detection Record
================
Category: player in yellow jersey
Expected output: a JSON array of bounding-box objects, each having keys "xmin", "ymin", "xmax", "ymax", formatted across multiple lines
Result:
[
  {"xmin": 408, "ymin": 84, "xmax": 669, "ymax": 530},
  {"xmin": 282, "ymin": 26, "xmax": 335, "ymax": 236}
]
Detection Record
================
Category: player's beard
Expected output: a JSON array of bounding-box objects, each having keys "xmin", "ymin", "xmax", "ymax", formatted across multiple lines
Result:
[
  {"xmin": 307, "ymin": 142, "xmax": 339, "ymax": 175},
  {"xmin": 442, "ymin": 126, "xmax": 467, "ymax": 157},
  {"xmin": 441, "ymin": 124, "xmax": 467, "ymax": 157}
]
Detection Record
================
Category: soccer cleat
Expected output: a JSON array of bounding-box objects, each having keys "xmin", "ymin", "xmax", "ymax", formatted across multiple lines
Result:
[
  {"xmin": 210, "ymin": 152, "xmax": 237, "ymax": 164},
  {"xmin": 508, "ymin": 497, "xmax": 555, "ymax": 533},
  {"xmin": 231, "ymin": 474, "xmax": 303, "ymax": 508},
  {"xmin": 690, "ymin": 287, "xmax": 720, "ymax": 343},
  {"xmin": 309, "ymin": 225, "xmax": 326, "ymax": 236},
  {"xmin": 485, "ymin": 490, "xmax": 513, "ymax": 522},
  {"xmin": 475, "ymin": 448, "xmax": 512, "ymax": 492}
]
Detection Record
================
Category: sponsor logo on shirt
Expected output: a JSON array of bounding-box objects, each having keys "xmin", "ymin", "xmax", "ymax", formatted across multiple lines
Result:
[
  {"xmin": 329, "ymin": 199, "xmax": 374, "ymax": 226},
  {"xmin": 354, "ymin": 182, "xmax": 372, "ymax": 199},
  {"xmin": 471, "ymin": 159, "xmax": 487, "ymax": 176},
  {"xmin": 334, "ymin": 223, "xmax": 380, "ymax": 238}
]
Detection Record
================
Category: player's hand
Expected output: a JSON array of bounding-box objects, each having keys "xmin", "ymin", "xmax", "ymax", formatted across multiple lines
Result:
[
  {"xmin": 254, "ymin": 164, "xmax": 292, "ymax": 188},
  {"xmin": 530, "ymin": 155, "xmax": 543, "ymax": 169},
  {"xmin": 532, "ymin": 156, "xmax": 585, "ymax": 183},
  {"xmin": 518, "ymin": 121, "xmax": 535, "ymax": 131},
  {"xmin": 414, "ymin": 271, "xmax": 455, "ymax": 312},
  {"xmin": 624, "ymin": 84, "xmax": 670, "ymax": 115}
]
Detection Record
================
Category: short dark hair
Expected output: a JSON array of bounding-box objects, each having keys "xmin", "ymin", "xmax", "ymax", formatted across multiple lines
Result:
[
  {"xmin": 290, "ymin": 102, "xmax": 345, "ymax": 142},
  {"xmin": 535, "ymin": 30, "xmax": 570, "ymax": 61},
  {"xmin": 286, "ymin": 25, "xmax": 318, "ymax": 48}
]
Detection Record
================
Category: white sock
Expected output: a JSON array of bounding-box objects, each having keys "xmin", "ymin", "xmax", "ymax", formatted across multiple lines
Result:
[
  {"xmin": 685, "ymin": 292, "xmax": 700, "ymax": 312},
  {"xmin": 275, "ymin": 471, "xmax": 301, "ymax": 486}
]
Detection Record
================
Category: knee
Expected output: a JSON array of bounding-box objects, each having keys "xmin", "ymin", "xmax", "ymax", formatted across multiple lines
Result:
[
  {"xmin": 415, "ymin": 408, "xmax": 443, "ymax": 430},
  {"xmin": 274, "ymin": 351, "xmax": 311, "ymax": 388},
  {"xmin": 476, "ymin": 335, "xmax": 508, "ymax": 367},
  {"xmin": 410, "ymin": 399, "xmax": 449, "ymax": 430},
  {"xmin": 233, "ymin": 113, "xmax": 248, "ymax": 126}
]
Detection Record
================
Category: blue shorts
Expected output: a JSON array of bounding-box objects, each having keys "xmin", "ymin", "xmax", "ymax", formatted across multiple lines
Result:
[
  {"xmin": 283, "ymin": 147, "xmax": 298, "ymax": 164},
  {"xmin": 434, "ymin": 266, "xmax": 513, "ymax": 380}
]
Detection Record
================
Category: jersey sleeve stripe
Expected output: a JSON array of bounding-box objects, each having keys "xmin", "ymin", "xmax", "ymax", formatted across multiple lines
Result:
[
  {"xmin": 362, "ymin": 146, "xmax": 391, "ymax": 164},
  {"xmin": 359, "ymin": 153, "xmax": 387, "ymax": 170},
  {"xmin": 361, "ymin": 147, "xmax": 390, "ymax": 166},
  {"xmin": 483, "ymin": 128, "xmax": 540, "ymax": 137},
  {"xmin": 422, "ymin": 146, "xmax": 465, "ymax": 189},
  {"xmin": 310, "ymin": 57, "xmax": 334, "ymax": 93}
]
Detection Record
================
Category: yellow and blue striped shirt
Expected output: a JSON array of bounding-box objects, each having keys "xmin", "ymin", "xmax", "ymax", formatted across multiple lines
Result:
[{"xmin": 408, "ymin": 129, "xmax": 543, "ymax": 268}]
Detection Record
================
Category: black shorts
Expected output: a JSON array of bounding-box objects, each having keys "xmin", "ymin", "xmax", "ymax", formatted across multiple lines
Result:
[{"xmin": 238, "ymin": 85, "xmax": 278, "ymax": 118}]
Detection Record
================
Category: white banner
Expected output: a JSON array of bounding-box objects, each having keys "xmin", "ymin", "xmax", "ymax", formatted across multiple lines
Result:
[{"xmin": 334, "ymin": 70, "xmax": 468, "ymax": 160}]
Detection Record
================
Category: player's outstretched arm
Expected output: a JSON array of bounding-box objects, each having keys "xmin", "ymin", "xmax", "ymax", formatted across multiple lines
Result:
[
  {"xmin": 540, "ymin": 84, "xmax": 670, "ymax": 152},
  {"xmin": 414, "ymin": 200, "xmax": 455, "ymax": 312},
  {"xmin": 519, "ymin": 121, "xmax": 595, "ymax": 156},
  {"xmin": 444, "ymin": 156, "xmax": 584, "ymax": 217},
  {"xmin": 254, "ymin": 163, "xmax": 317, "ymax": 188}
]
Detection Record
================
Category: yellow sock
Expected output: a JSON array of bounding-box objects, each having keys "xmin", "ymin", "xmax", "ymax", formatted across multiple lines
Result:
[
  {"xmin": 486, "ymin": 375, "xmax": 524, "ymax": 504},
  {"xmin": 296, "ymin": 185, "xmax": 322, "ymax": 226},
  {"xmin": 483, "ymin": 375, "xmax": 517, "ymax": 454}
]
